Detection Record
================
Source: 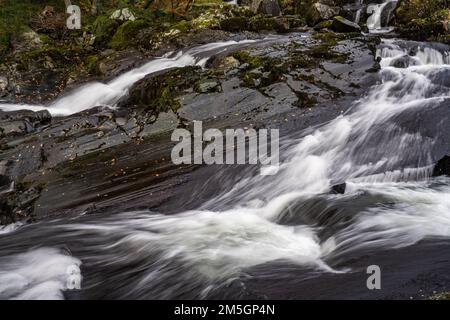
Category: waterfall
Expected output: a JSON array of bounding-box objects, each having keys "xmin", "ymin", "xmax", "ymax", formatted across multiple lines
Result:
[
  {"xmin": 0, "ymin": 39, "xmax": 449, "ymax": 299},
  {"xmin": 366, "ymin": 0, "xmax": 398, "ymax": 33},
  {"xmin": 0, "ymin": 40, "xmax": 259, "ymax": 116}
]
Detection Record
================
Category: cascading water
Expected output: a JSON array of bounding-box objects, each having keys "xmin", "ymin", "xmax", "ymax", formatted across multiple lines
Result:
[
  {"xmin": 0, "ymin": 38, "xmax": 450, "ymax": 299},
  {"xmin": 366, "ymin": 0, "xmax": 398, "ymax": 33},
  {"xmin": 0, "ymin": 40, "xmax": 258, "ymax": 116},
  {"xmin": 353, "ymin": 0, "xmax": 363, "ymax": 25}
]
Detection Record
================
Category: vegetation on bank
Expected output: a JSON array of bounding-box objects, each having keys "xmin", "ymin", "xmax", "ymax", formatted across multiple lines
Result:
[
  {"xmin": 0, "ymin": 0, "xmax": 448, "ymax": 104},
  {"xmin": 395, "ymin": 0, "xmax": 450, "ymax": 43}
]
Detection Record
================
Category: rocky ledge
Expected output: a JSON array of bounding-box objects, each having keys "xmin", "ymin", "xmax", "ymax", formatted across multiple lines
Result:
[{"xmin": 0, "ymin": 30, "xmax": 379, "ymax": 224}]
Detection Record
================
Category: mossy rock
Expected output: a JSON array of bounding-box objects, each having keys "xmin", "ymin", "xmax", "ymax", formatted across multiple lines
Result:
[
  {"xmin": 219, "ymin": 17, "xmax": 249, "ymax": 32},
  {"xmin": 280, "ymin": 0, "xmax": 295, "ymax": 15},
  {"xmin": 122, "ymin": 66, "xmax": 203, "ymax": 115},
  {"xmin": 92, "ymin": 15, "xmax": 122, "ymax": 48},
  {"xmin": 295, "ymin": 91, "xmax": 318, "ymax": 108},
  {"xmin": 110, "ymin": 19, "xmax": 151, "ymax": 50},
  {"xmin": 330, "ymin": 16, "xmax": 361, "ymax": 33},
  {"xmin": 249, "ymin": 16, "xmax": 289, "ymax": 32},
  {"xmin": 306, "ymin": 43, "xmax": 349, "ymax": 62},
  {"xmin": 85, "ymin": 55, "xmax": 101, "ymax": 76},
  {"xmin": 313, "ymin": 19, "xmax": 333, "ymax": 30},
  {"xmin": 232, "ymin": 50, "xmax": 288, "ymax": 88},
  {"xmin": 288, "ymin": 52, "xmax": 317, "ymax": 69}
]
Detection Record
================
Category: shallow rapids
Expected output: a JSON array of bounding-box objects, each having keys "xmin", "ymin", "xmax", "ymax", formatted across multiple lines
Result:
[{"xmin": 0, "ymin": 39, "xmax": 450, "ymax": 299}]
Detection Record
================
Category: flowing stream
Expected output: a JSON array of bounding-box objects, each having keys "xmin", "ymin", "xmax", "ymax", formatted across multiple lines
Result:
[
  {"xmin": 0, "ymin": 37, "xmax": 450, "ymax": 299},
  {"xmin": 367, "ymin": 0, "xmax": 398, "ymax": 33},
  {"xmin": 0, "ymin": 40, "xmax": 260, "ymax": 116}
]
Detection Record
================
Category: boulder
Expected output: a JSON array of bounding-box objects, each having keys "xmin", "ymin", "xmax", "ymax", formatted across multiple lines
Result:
[
  {"xmin": 307, "ymin": 2, "xmax": 340, "ymax": 26},
  {"xmin": 219, "ymin": 17, "xmax": 249, "ymax": 32},
  {"xmin": 119, "ymin": 66, "xmax": 202, "ymax": 115},
  {"xmin": 331, "ymin": 16, "xmax": 361, "ymax": 32},
  {"xmin": 330, "ymin": 182, "xmax": 346, "ymax": 194},
  {"xmin": 251, "ymin": 0, "xmax": 282, "ymax": 16},
  {"xmin": 389, "ymin": 55, "xmax": 420, "ymax": 68},
  {"xmin": 195, "ymin": 79, "xmax": 221, "ymax": 93}
]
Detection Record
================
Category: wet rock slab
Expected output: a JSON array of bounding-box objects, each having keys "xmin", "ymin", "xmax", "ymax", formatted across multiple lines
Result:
[{"xmin": 0, "ymin": 31, "xmax": 378, "ymax": 223}]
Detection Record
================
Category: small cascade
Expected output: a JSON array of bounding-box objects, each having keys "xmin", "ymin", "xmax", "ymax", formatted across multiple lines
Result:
[
  {"xmin": 353, "ymin": 0, "xmax": 363, "ymax": 25},
  {"xmin": 366, "ymin": 0, "xmax": 398, "ymax": 33}
]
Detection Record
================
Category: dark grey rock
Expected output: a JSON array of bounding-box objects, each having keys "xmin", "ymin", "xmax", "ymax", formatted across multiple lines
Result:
[
  {"xmin": 433, "ymin": 155, "xmax": 450, "ymax": 177},
  {"xmin": 330, "ymin": 182, "xmax": 346, "ymax": 194},
  {"xmin": 331, "ymin": 16, "xmax": 362, "ymax": 32}
]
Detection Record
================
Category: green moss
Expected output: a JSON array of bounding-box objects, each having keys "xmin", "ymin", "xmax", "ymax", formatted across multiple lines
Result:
[
  {"xmin": 220, "ymin": 17, "xmax": 249, "ymax": 32},
  {"xmin": 92, "ymin": 15, "xmax": 122, "ymax": 48},
  {"xmin": 313, "ymin": 31, "xmax": 347, "ymax": 46},
  {"xmin": 173, "ymin": 20, "xmax": 192, "ymax": 33},
  {"xmin": 232, "ymin": 51, "xmax": 265, "ymax": 68},
  {"xmin": 289, "ymin": 52, "xmax": 316, "ymax": 69},
  {"xmin": 110, "ymin": 19, "xmax": 151, "ymax": 49},
  {"xmin": 396, "ymin": 0, "xmax": 450, "ymax": 41},
  {"xmin": 249, "ymin": 15, "xmax": 287, "ymax": 32},
  {"xmin": 305, "ymin": 42, "xmax": 349, "ymax": 64},
  {"xmin": 0, "ymin": 0, "xmax": 68, "ymax": 54},
  {"xmin": 232, "ymin": 50, "xmax": 288, "ymax": 88},
  {"xmin": 85, "ymin": 55, "xmax": 101, "ymax": 75},
  {"xmin": 280, "ymin": 0, "xmax": 295, "ymax": 15},
  {"xmin": 126, "ymin": 66, "xmax": 203, "ymax": 114}
]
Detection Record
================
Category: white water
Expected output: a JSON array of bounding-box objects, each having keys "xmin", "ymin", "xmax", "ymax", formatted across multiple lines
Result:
[
  {"xmin": 1, "ymin": 39, "xmax": 450, "ymax": 299},
  {"xmin": 0, "ymin": 247, "xmax": 81, "ymax": 300},
  {"xmin": 366, "ymin": 0, "xmax": 397, "ymax": 33},
  {"xmin": 0, "ymin": 40, "xmax": 257, "ymax": 116},
  {"xmin": 53, "ymin": 39, "xmax": 450, "ymax": 284},
  {"xmin": 142, "ymin": 39, "xmax": 450, "ymax": 272},
  {"xmin": 0, "ymin": 222, "xmax": 23, "ymax": 235}
]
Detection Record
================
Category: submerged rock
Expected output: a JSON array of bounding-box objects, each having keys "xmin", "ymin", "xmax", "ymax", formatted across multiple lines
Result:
[
  {"xmin": 390, "ymin": 55, "xmax": 420, "ymax": 68},
  {"xmin": 330, "ymin": 182, "xmax": 346, "ymax": 194}
]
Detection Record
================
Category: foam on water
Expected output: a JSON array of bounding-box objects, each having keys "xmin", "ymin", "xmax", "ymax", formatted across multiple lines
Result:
[
  {"xmin": 0, "ymin": 222, "xmax": 23, "ymax": 235},
  {"xmin": 0, "ymin": 248, "xmax": 81, "ymax": 300},
  {"xmin": 0, "ymin": 39, "xmax": 450, "ymax": 299}
]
